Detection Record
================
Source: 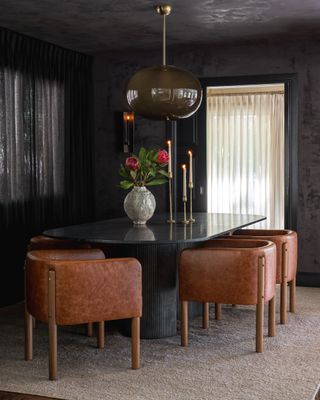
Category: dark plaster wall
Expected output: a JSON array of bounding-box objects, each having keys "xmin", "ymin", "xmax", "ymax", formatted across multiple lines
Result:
[
  {"xmin": 93, "ymin": 52, "xmax": 167, "ymax": 220},
  {"xmin": 93, "ymin": 39, "xmax": 320, "ymax": 276}
]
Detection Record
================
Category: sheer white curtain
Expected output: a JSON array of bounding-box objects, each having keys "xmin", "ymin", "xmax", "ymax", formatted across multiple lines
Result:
[{"xmin": 207, "ymin": 92, "xmax": 284, "ymax": 228}]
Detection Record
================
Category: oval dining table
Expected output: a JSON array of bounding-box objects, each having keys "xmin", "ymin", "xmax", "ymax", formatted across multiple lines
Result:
[{"xmin": 43, "ymin": 212, "xmax": 265, "ymax": 339}]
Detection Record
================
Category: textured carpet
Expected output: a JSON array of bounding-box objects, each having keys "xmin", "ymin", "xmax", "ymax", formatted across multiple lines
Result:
[{"xmin": 0, "ymin": 287, "xmax": 319, "ymax": 400}]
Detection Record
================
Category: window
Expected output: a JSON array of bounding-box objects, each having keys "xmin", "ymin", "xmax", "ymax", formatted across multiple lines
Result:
[{"xmin": 206, "ymin": 84, "xmax": 285, "ymax": 228}]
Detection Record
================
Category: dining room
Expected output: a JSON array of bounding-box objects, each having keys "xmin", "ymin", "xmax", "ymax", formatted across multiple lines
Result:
[{"xmin": 0, "ymin": 1, "xmax": 320, "ymax": 400}]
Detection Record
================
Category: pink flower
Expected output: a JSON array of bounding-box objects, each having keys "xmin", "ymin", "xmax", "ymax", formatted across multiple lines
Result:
[
  {"xmin": 157, "ymin": 149, "xmax": 169, "ymax": 165},
  {"xmin": 125, "ymin": 157, "xmax": 140, "ymax": 171}
]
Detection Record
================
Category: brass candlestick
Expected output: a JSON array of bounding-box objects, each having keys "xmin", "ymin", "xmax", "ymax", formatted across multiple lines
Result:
[
  {"xmin": 182, "ymin": 196, "xmax": 189, "ymax": 224},
  {"xmin": 169, "ymin": 219, "xmax": 173, "ymax": 240},
  {"xmin": 167, "ymin": 173, "xmax": 175, "ymax": 223},
  {"xmin": 188, "ymin": 182, "xmax": 195, "ymax": 223}
]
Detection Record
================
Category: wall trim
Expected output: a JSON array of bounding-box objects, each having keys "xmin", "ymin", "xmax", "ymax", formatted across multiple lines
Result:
[{"xmin": 297, "ymin": 272, "xmax": 320, "ymax": 287}]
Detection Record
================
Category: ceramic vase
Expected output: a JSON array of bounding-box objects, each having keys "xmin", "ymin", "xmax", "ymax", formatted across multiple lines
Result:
[{"xmin": 124, "ymin": 186, "xmax": 156, "ymax": 224}]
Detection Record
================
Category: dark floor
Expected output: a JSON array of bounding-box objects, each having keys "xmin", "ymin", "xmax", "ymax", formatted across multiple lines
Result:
[{"xmin": 0, "ymin": 392, "xmax": 63, "ymax": 400}]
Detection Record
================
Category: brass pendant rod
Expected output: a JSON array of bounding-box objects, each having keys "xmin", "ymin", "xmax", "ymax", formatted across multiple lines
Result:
[
  {"xmin": 156, "ymin": 5, "xmax": 172, "ymax": 66},
  {"xmin": 163, "ymin": 14, "xmax": 166, "ymax": 66}
]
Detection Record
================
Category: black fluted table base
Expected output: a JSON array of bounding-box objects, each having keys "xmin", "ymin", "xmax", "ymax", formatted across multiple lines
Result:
[{"xmin": 100, "ymin": 242, "xmax": 201, "ymax": 339}]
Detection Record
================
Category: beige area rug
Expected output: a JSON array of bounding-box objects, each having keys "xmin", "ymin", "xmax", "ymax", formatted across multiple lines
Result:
[{"xmin": 0, "ymin": 287, "xmax": 319, "ymax": 400}]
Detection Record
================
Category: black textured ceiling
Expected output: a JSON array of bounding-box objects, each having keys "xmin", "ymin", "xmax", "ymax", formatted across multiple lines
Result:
[{"xmin": 1, "ymin": 0, "xmax": 320, "ymax": 54}]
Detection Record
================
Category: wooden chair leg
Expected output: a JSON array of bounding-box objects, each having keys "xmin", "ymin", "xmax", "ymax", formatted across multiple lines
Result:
[
  {"xmin": 289, "ymin": 277, "xmax": 296, "ymax": 313},
  {"xmin": 256, "ymin": 257, "xmax": 265, "ymax": 353},
  {"xmin": 268, "ymin": 296, "xmax": 276, "ymax": 337},
  {"xmin": 131, "ymin": 317, "xmax": 140, "ymax": 369},
  {"xmin": 181, "ymin": 301, "xmax": 188, "ymax": 347},
  {"xmin": 280, "ymin": 243, "xmax": 288, "ymax": 324},
  {"xmin": 87, "ymin": 322, "xmax": 93, "ymax": 337},
  {"xmin": 48, "ymin": 270, "xmax": 57, "ymax": 380},
  {"xmin": 25, "ymin": 307, "xmax": 33, "ymax": 361},
  {"xmin": 24, "ymin": 266, "xmax": 33, "ymax": 361},
  {"xmin": 202, "ymin": 302, "xmax": 209, "ymax": 329},
  {"xmin": 215, "ymin": 303, "xmax": 221, "ymax": 320},
  {"xmin": 97, "ymin": 322, "xmax": 105, "ymax": 349}
]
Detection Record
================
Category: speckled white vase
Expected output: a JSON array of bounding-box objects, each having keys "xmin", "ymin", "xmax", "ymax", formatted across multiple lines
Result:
[{"xmin": 124, "ymin": 186, "xmax": 156, "ymax": 224}]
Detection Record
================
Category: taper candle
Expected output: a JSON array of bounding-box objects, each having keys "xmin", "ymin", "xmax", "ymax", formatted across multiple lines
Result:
[
  {"xmin": 188, "ymin": 150, "xmax": 193, "ymax": 185},
  {"xmin": 182, "ymin": 164, "xmax": 187, "ymax": 199},
  {"xmin": 167, "ymin": 140, "xmax": 172, "ymax": 175}
]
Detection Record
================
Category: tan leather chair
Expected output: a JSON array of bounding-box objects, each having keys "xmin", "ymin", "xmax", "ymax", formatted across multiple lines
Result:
[
  {"xmin": 25, "ymin": 249, "xmax": 142, "ymax": 380},
  {"xmin": 179, "ymin": 239, "xmax": 277, "ymax": 353},
  {"xmin": 27, "ymin": 235, "xmax": 94, "ymax": 336},
  {"xmin": 28, "ymin": 235, "xmax": 92, "ymax": 251},
  {"xmin": 227, "ymin": 229, "xmax": 298, "ymax": 324}
]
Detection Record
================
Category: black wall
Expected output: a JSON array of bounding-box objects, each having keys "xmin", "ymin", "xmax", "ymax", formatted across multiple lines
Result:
[
  {"xmin": 93, "ymin": 52, "xmax": 167, "ymax": 219},
  {"xmin": 93, "ymin": 38, "xmax": 320, "ymax": 282}
]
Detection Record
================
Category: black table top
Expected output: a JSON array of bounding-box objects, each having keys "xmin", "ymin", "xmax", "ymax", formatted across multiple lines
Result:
[{"xmin": 43, "ymin": 213, "xmax": 265, "ymax": 244}]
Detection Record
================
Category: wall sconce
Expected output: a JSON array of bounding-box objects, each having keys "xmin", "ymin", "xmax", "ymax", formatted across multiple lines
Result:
[{"xmin": 123, "ymin": 111, "xmax": 135, "ymax": 153}]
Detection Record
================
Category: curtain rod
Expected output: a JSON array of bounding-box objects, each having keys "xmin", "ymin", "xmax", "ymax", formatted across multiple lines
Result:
[
  {"xmin": 207, "ymin": 84, "xmax": 284, "ymax": 96},
  {"xmin": 207, "ymin": 91, "xmax": 284, "ymax": 97}
]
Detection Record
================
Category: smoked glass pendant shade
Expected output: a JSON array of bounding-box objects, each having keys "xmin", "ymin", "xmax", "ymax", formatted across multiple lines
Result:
[
  {"xmin": 126, "ymin": 65, "xmax": 202, "ymax": 120},
  {"xmin": 125, "ymin": 5, "xmax": 203, "ymax": 121}
]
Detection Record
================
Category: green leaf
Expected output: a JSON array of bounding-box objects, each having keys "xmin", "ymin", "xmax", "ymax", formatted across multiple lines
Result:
[
  {"xmin": 130, "ymin": 170, "xmax": 137, "ymax": 180},
  {"xmin": 119, "ymin": 164, "xmax": 128, "ymax": 178},
  {"xmin": 138, "ymin": 147, "xmax": 146, "ymax": 161},
  {"xmin": 145, "ymin": 178, "xmax": 168, "ymax": 186},
  {"xmin": 151, "ymin": 150, "xmax": 159, "ymax": 162},
  {"xmin": 158, "ymin": 170, "xmax": 169, "ymax": 177},
  {"xmin": 119, "ymin": 180, "xmax": 134, "ymax": 190},
  {"xmin": 145, "ymin": 150, "xmax": 151, "ymax": 160}
]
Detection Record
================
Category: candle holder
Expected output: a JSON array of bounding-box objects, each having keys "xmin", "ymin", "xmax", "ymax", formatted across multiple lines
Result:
[
  {"xmin": 182, "ymin": 196, "xmax": 189, "ymax": 224},
  {"xmin": 122, "ymin": 111, "xmax": 134, "ymax": 153},
  {"xmin": 167, "ymin": 172, "xmax": 175, "ymax": 223},
  {"xmin": 188, "ymin": 182, "xmax": 195, "ymax": 223},
  {"xmin": 169, "ymin": 219, "xmax": 173, "ymax": 240},
  {"xmin": 183, "ymin": 222, "xmax": 187, "ymax": 240},
  {"xmin": 189, "ymin": 219, "xmax": 193, "ymax": 239}
]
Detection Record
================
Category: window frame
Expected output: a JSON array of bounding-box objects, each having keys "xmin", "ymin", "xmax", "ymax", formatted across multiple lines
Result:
[{"xmin": 196, "ymin": 74, "xmax": 298, "ymax": 231}]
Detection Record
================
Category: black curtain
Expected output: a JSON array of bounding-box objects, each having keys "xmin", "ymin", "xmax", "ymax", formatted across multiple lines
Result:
[{"xmin": 0, "ymin": 28, "xmax": 94, "ymax": 306}]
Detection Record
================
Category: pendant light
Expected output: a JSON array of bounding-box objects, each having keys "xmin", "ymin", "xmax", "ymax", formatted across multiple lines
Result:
[{"xmin": 126, "ymin": 4, "xmax": 203, "ymax": 121}]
